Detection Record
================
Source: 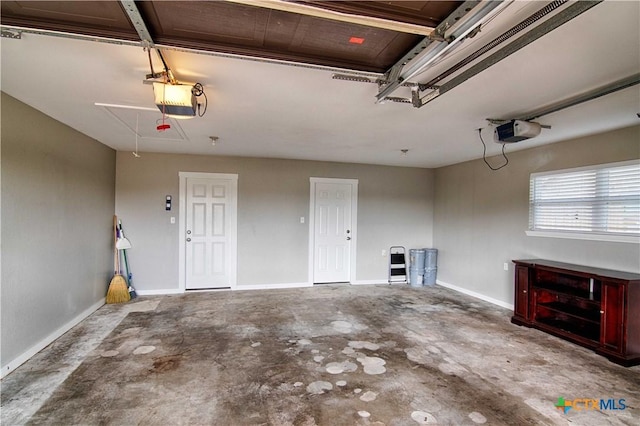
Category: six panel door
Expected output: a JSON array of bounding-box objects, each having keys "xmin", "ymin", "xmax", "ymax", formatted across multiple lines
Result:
[
  {"xmin": 185, "ymin": 177, "xmax": 237, "ymax": 289},
  {"xmin": 313, "ymin": 182, "xmax": 352, "ymax": 283}
]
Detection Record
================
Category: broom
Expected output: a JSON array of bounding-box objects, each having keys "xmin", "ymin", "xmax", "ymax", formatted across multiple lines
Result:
[
  {"xmin": 106, "ymin": 215, "xmax": 131, "ymax": 304},
  {"xmin": 118, "ymin": 219, "xmax": 138, "ymax": 299}
]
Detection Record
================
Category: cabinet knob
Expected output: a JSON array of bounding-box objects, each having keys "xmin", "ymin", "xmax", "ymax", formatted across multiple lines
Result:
[
  {"xmin": 600, "ymin": 310, "xmax": 604, "ymax": 314},
  {"xmin": 523, "ymin": 290, "xmax": 527, "ymax": 294}
]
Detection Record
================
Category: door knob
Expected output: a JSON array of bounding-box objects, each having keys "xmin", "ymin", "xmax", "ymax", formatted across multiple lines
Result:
[{"xmin": 186, "ymin": 238, "xmax": 191, "ymax": 242}]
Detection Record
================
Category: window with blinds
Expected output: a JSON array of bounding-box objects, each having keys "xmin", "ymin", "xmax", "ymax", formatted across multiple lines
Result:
[{"xmin": 529, "ymin": 161, "xmax": 640, "ymax": 238}]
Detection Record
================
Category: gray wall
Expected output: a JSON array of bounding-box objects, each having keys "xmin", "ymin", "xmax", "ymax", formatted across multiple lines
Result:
[
  {"xmin": 1, "ymin": 93, "xmax": 116, "ymax": 367},
  {"xmin": 115, "ymin": 153, "xmax": 434, "ymax": 290},
  {"xmin": 433, "ymin": 125, "xmax": 640, "ymax": 305}
]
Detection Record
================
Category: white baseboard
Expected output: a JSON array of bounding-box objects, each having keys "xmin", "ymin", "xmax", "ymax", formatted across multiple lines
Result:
[
  {"xmin": 350, "ymin": 279, "xmax": 391, "ymax": 285},
  {"xmin": 138, "ymin": 282, "xmax": 315, "ymax": 294},
  {"xmin": 1, "ymin": 298, "xmax": 105, "ymax": 379},
  {"xmin": 136, "ymin": 288, "xmax": 184, "ymax": 296},
  {"xmin": 436, "ymin": 280, "xmax": 514, "ymax": 310},
  {"xmin": 234, "ymin": 282, "xmax": 312, "ymax": 291},
  {"xmin": 138, "ymin": 280, "xmax": 394, "ymax": 293}
]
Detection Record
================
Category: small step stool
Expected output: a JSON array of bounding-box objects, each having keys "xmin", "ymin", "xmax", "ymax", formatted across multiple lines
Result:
[{"xmin": 388, "ymin": 246, "xmax": 407, "ymax": 284}]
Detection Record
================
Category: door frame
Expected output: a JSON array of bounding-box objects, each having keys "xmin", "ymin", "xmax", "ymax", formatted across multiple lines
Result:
[
  {"xmin": 178, "ymin": 171, "xmax": 238, "ymax": 292},
  {"xmin": 308, "ymin": 177, "xmax": 358, "ymax": 285}
]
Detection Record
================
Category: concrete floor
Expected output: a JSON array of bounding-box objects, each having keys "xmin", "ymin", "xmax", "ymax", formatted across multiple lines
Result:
[{"xmin": 1, "ymin": 284, "xmax": 638, "ymax": 425}]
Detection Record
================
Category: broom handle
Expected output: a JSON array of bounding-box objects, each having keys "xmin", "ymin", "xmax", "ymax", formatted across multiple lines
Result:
[
  {"xmin": 123, "ymin": 248, "xmax": 131, "ymax": 280},
  {"xmin": 113, "ymin": 215, "xmax": 120, "ymax": 274}
]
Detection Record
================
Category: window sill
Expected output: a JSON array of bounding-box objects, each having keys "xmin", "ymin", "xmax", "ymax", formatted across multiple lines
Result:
[{"xmin": 526, "ymin": 230, "xmax": 640, "ymax": 244}]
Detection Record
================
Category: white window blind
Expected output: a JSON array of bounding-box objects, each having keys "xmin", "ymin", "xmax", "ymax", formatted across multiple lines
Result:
[{"xmin": 529, "ymin": 161, "xmax": 640, "ymax": 237}]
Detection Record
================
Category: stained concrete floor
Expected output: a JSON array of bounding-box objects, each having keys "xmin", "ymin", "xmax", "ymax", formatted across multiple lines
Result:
[{"xmin": 1, "ymin": 284, "xmax": 638, "ymax": 425}]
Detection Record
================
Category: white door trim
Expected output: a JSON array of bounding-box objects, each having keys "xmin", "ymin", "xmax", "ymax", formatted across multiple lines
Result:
[
  {"xmin": 308, "ymin": 177, "xmax": 358, "ymax": 284},
  {"xmin": 179, "ymin": 172, "xmax": 238, "ymax": 292}
]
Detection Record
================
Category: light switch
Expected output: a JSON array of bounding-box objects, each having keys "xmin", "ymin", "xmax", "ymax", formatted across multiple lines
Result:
[
  {"xmin": 166, "ymin": 195, "xmax": 172, "ymax": 211},
  {"xmin": 300, "ymin": 217, "xmax": 305, "ymax": 224},
  {"xmin": 170, "ymin": 217, "xmax": 176, "ymax": 224}
]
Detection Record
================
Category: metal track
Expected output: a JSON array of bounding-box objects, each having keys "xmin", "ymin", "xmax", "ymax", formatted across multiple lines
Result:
[
  {"xmin": 422, "ymin": 0, "xmax": 567, "ymax": 89},
  {"xmin": 120, "ymin": 0, "xmax": 154, "ymax": 46},
  {"xmin": 376, "ymin": 0, "xmax": 508, "ymax": 102},
  {"xmin": 416, "ymin": 1, "xmax": 603, "ymax": 108},
  {"xmin": 518, "ymin": 73, "xmax": 640, "ymax": 122}
]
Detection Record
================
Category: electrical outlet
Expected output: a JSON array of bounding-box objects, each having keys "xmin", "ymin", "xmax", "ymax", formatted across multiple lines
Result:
[
  {"xmin": 382, "ymin": 249, "xmax": 386, "ymax": 257},
  {"xmin": 503, "ymin": 262, "xmax": 509, "ymax": 271}
]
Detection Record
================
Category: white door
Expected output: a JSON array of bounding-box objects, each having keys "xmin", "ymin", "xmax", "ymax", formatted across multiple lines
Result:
[
  {"xmin": 185, "ymin": 175, "xmax": 237, "ymax": 290},
  {"xmin": 312, "ymin": 180, "xmax": 355, "ymax": 283}
]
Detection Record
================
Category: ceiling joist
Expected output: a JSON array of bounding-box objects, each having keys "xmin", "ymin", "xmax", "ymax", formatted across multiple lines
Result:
[
  {"xmin": 225, "ymin": 0, "xmax": 435, "ymax": 36},
  {"xmin": 1, "ymin": 0, "xmax": 459, "ymax": 73}
]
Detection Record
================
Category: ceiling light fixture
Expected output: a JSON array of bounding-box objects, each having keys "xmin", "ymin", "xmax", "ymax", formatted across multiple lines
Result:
[
  {"xmin": 153, "ymin": 82, "xmax": 197, "ymax": 118},
  {"xmin": 142, "ymin": 46, "xmax": 208, "ymax": 119}
]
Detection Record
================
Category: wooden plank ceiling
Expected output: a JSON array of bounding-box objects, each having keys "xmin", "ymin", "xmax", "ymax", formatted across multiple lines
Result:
[{"xmin": 0, "ymin": 0, "xmax": 463, "ymax": 72}]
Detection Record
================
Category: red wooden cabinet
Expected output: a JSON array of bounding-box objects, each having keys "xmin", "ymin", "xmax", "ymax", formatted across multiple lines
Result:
[
  {"xmin": 512, "ymin": 260, "xmax": 640, "ymax": 367},
  {"xmin": 512, "ymin": 265, "xmax": 532, "ymax": 325}
]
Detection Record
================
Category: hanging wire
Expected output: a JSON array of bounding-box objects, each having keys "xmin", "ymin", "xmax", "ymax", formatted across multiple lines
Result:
[
  {"xmin": 479, "ymin": 128, "xmax": 509, "ymax": 171},
  {"xmin": 156, "ymin": 75, "xmax": 171, "ymax": 131}
]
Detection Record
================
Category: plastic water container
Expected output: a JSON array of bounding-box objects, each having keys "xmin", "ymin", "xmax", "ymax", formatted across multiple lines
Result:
[
  {"xmin": 410, "ymin": 249, "xmax": 426, "ymax": 270},
  {"xmin": 409, "ymin": 267, "xmax": 425, "ymax": 287},
  {"xmin": 424, "ymin": 268, "xmax": 437, "ymax": 286},
  {"xmin": 425, "ymin": 248, "xmax": 438, "ymax": 269}
]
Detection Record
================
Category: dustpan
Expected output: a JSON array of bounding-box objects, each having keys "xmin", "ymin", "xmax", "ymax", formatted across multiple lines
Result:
[{"xmin": 116, "ymin": 220, "xmax": 132, "ymax": 250}]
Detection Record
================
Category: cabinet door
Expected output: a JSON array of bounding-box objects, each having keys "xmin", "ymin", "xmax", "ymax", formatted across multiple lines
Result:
[
  {"xmin": 601, "ymin": 282, "xmax": 624, "ymax": 353},
  {"xmin": 514, "ymin": 265, "xmax": 530, "ymax": 320}
]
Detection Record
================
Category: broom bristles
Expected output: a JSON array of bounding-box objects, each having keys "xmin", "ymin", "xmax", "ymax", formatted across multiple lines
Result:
[{"xmin": 106, "ymin": 275, "xmax": 131, "ymax": 304}]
